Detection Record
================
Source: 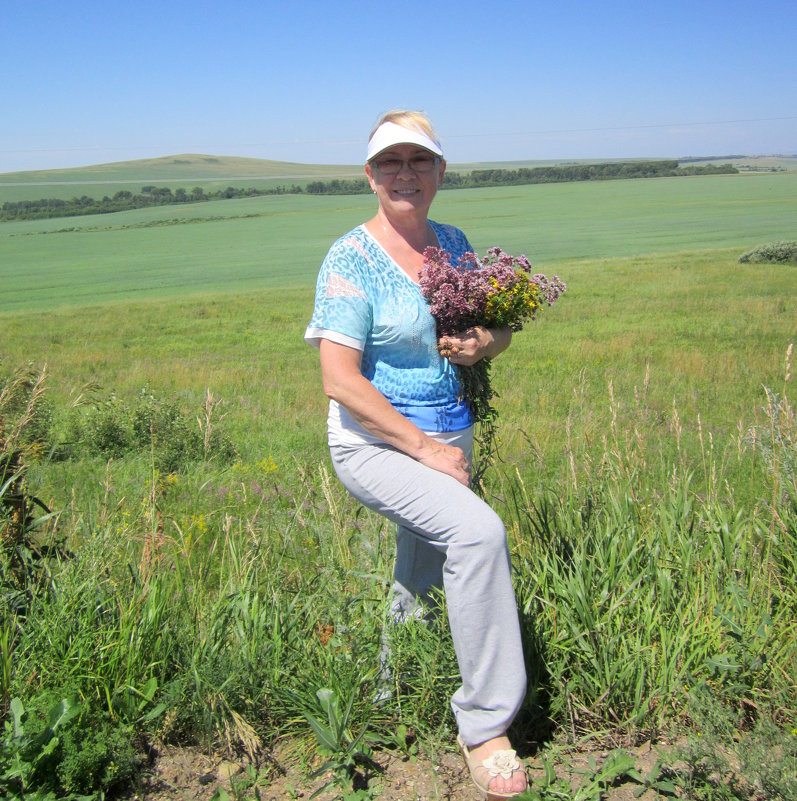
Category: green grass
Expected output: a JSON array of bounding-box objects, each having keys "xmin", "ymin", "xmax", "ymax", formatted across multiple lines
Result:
[
  {"xmin": 3, "ymin": 344, "xmax": 795, "ymax": 798},
  {"xmin": 1, "ymin": 170, "xmax": 796, "ymax": 798},
  {"xmin": 2, "ymin": 172, "xmax": 795, "ymax": 313},
  {"xmin": 3, "ymin": 153, "xmax": 793, "ymax": 205},
  {"xmin": 1, "ymin": 248, "xmax": 793, "ymax": 487},
  {"xmin": 2, "ymin": 172, "xmax": 794, "ymax": 519},
  {"xmin": 440, "ymin": 172, "xmax": 797, "ymax": 261}
]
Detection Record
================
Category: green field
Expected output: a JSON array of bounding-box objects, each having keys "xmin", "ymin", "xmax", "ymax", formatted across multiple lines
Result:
[
  {"xmin": 2, "ymin": 164, "xmax": 796, "ymax": 799},
  {"xmin": 0, "ymin": 153, "xmax": 599, "ymax": 203},
  {"xmin": 2, "ymin": 171, "xmax": 795, "ymax": 313},
  {"xmin": 3, "ymin": 152, "xmax": 793, "ymax": 204},
  {"xmin": 1, "ymin": 168, "xmax": 795, "ymax": 481}
]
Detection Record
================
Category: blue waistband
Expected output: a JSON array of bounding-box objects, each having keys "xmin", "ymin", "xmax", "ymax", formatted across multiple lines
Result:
[{"xmin": 393, "ymin": 399, "xmax": 474, "ymax": 433}]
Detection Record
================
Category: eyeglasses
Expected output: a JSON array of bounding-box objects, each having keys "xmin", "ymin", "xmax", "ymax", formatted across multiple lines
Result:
[{"xmin": 371, "ymin": 154, "xmax": 440, "ymax": 175}]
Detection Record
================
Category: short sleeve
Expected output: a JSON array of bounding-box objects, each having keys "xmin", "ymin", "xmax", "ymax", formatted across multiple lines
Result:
[{"xmin": 304, "ymin": 235, "xmax": 373, "ymax": 350}]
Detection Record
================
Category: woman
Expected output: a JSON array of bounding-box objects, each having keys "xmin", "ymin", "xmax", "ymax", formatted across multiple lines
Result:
[{"xmin": 305, "ymin": 110, "xmax": 528, "ymax": 798}]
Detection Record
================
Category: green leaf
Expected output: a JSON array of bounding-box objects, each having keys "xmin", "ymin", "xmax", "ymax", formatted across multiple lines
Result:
[
  {"xmin": 10, "ymin": 698, "xmax": 25, "ymax": 738},
  {"xmin": 37, "ymin": 733, "xmax": 61, "ymax": 760},
  {"xmin": 46, "ymin": 697, "xmax": 80, "ymax": 731},
  {"xmin": 599, "ymin": 748, "xmax": 635, "ymax": 780},
  {"xmin": 141, "ymin": 701, "xmax": 167, "ymax": 722},
  {"xmin": 756, "ymin": 613, "xmax": 773, "ymax": 639},
  {"xmin": 304, "ymin": 712, "xmax": 339, "ymax": 752},
  {"xmin": 138, "ymin": 676, "xmax": 158, "ymax": 703},
  {"xmin": 515, "ymin": 789, "xmax": 544, "ymax": 801},
  {"xmin": 315, "ymin": 688, "xmax": 341, "ymax": 734},
  {"xmin": 624, "ymin": 767, "xmax": 645, "ymax": 783},
  {"xmin": 706, "ymin": 652, "xmax": 740, "ymax": 673}
]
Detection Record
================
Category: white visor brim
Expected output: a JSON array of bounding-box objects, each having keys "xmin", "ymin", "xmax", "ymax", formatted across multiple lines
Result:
[{"xmin": 367, "ymin": 121, "xmax": 443, "ymax": 161}]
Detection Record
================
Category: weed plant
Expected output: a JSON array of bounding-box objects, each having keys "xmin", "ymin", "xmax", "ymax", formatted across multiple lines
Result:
[
  {"xmin": 2, "ymin": 232, "xmax": 796, "ymax": 796},
  {"xmin": 59, "ymin": 384, "xmax": 237, "ymax": 471},
  {"xmin": 738, "ymin": 240, "xmax": 797, "ymax": 264},
  {"xmin": 666, "ymin": 683, "xmax": 797, "ymax": 800},
  {"xmin": 1, "ymin": 342, "xmax": 794, "ymax": 797}
]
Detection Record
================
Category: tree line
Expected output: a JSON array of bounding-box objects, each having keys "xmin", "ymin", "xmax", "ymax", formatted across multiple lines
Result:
[
  {"xmin": 1, "ymin": 161, "xmax": 737, "ymax": 221},
  {"xmin": 0, "ymin": 183, "xmax": 305, "ymax": 221},
  {"xmin": 445, "ymin": 160, "xmax": 737, "ymax": 188}
]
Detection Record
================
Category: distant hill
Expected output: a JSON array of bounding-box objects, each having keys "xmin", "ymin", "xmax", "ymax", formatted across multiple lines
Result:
[
  {"xmin": 3, "ymin": 152, "xmax": 796, "ymax": 185},
  {"xmin": 1, "ymin": 152, "xmax": 794, "ymax": 206},
  {"xmin": 0, "ymin": 154, "xmax": 369, "ymax": 203},
  {"xmin": 0, "ymin": 153, "xmax": 366, "ymax": 184},
  {"xmin": 675, "ymin": 154, "xmax": 797, "ymax": 172}
]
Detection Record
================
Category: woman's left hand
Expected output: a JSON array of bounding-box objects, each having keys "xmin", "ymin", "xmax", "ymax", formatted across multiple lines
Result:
[{"xmin": 438, "ymin": 326, "xmax": 512, "ymax": 366}]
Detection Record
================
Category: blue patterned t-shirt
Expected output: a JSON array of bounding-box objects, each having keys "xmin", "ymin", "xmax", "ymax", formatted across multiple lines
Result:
[{"xmin": 305, "ymin": 221, "xmax": 475, "ymax": 436}]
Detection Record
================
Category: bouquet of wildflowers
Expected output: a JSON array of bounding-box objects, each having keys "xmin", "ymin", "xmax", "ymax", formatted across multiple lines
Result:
[{"xmin": 420, "ymin": 246, "xmax": 566, "ymax": 469}]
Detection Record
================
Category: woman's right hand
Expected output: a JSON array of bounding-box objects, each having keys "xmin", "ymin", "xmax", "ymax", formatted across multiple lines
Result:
[
  {"xmin": 416, "ymin": 439, "xmax": 470, "ymax": 486},
  {"xmin": 438, "ymin": 326, "xmax": 512, "ymax": 366}
]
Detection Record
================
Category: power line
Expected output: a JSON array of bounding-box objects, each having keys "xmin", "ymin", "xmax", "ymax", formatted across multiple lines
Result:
[
  {"xmin": 1, "ymin": 116, "xmax": 795, "ymax": 156},
  {"xmin": 445, "ymin": 116, "xmax": 797, "ymax": 140}
]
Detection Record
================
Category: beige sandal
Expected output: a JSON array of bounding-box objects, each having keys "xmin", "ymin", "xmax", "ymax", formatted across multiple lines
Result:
[{"xmin": 457, "ymin": 735, "xmax": 527, "ymax": 799}]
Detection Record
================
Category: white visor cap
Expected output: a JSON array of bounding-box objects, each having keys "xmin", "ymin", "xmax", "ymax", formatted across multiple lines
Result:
[{"xmin": 367, "ymin": 121, "xmax": 443, "ymax": 162}]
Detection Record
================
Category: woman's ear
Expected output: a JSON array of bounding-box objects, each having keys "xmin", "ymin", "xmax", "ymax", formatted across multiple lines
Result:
[{"xmin": 364, "ymin": 162, "xmax": 377, "ymax": 192}]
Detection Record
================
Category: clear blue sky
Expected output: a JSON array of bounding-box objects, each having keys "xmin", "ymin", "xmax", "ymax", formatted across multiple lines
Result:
[{"xmin": 2, "ymin": 0, "xmax": 795, "ymax": 172}]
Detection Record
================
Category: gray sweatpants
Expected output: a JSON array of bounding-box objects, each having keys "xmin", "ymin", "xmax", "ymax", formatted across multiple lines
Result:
[{"xmin": 329, "ymin": 428, "xmax": 527, "ymax": 746}]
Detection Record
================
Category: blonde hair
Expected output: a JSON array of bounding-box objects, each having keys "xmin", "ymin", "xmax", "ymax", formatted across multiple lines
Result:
[{"xmin": 369, "ymin": 110, "xmax": 439, "ymax": 143}]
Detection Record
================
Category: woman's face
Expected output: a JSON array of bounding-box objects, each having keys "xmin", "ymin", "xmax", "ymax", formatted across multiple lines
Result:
[{"xmin": 365, "ymin": 144, "xmax": 446, "ymax": 219}]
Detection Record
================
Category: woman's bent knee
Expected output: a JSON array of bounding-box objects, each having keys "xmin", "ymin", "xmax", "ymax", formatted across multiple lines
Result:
[{"xmin": 458, "ymin": 506, "xmax": 507, "ymax": 553}]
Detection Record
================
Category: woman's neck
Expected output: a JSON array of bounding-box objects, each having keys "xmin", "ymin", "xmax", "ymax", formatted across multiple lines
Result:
[
  {"xmin": 364, "ymin": 208, "xmax": 439, "ymax": 283},
  {"xmin": 369, "ymin": 208, "xmax": 435, "ymax": 253}
]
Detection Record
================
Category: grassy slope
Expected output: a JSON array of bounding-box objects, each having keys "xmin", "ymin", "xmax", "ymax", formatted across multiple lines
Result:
[
  {"xmin": 2, "ymin": 160, "xmax": 795, "ymax": 787},
  {"xmin": 5, "ymin": 246, "xmax": 792, "ymax": 470},
  {"xmin": 0, "ymin": 154, "xmax": 368, "ymax": 202},
  {"xmin": 4, "ymin": 153, "xmax": 794, "ymax": 203},
  {"xmin": 2, "ymin": 174, "xmax": 795, "ymax": 481},
  {"xmin": 2, "ymin": 172, "xmax": 795, "ymax": 313}
]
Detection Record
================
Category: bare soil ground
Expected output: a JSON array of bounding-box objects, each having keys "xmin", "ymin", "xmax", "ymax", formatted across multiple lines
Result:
[{"xmin": 122, "ymin": 738, "xmax": 667, "ymax": 801}]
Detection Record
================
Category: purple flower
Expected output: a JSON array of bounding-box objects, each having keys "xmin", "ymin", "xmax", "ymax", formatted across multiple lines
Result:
[{"xmin": 419, "ymin": 245, "xmax": 566, "ymax": 423}]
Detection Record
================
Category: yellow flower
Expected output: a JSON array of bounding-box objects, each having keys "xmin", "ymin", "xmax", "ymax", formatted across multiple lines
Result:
[
  {"xmin": 191, "ymin": 513, "xmax": 208, "ymax": 533},
  {"xmin": 258, "ymin": 456, "xmax": 278, "ymax": 474}
]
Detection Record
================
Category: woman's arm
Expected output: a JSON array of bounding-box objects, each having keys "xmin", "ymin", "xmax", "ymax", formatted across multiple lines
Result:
[
  {"xmin": 439, "ymin": 326, "xmax": 512, "ymax": 367},
  {"xmin": 319, "ymin": 339, "xmax": 470, "ymax": 486}
]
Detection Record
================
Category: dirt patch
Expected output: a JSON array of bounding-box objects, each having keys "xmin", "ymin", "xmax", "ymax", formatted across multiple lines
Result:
[
  {"xmin": 124, "ymin": 741, "xmax": 473, "ymax": 800},
  {"xmin": 122, "ymin": 738, "xmax": 669, "ymax": 801}
]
